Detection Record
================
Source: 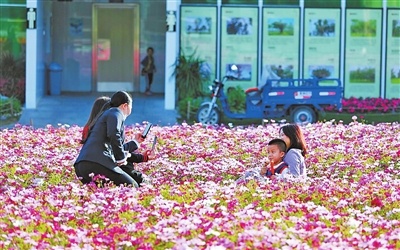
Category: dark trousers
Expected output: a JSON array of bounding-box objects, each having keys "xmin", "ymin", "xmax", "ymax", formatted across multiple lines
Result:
[
  {"xmin": 74, "ymin": 161, "xmax": 139, "ymax": 188},
  {"xmin": 146, "ymin": 73, "xmax": 154, "ymax": 91},
  {"xmin": 120, "ymin": 162, "xmax": 144, "ymax": 187}
]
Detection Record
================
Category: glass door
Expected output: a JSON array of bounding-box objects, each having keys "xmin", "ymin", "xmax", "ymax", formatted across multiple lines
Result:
[{"xmin": 93, "ymin": 4, "xmax": 140, "ymax": 92}]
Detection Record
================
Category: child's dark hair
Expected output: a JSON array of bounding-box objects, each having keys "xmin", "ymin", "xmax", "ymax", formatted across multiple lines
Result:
[
  {"xmin": 268, "ymin": 138, "xmax": 287, "ymax": 153},
  {"xmin": 279, "ymin": 124, "xmax": 307, "ymax": 156}
]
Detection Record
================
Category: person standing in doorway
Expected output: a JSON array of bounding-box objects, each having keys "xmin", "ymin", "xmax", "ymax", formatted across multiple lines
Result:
[{"xmin": 141, "ymin": 47, "xmax": 156, "ymax": 95}]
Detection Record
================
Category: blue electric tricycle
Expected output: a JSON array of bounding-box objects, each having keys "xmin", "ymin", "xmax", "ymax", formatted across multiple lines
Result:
[{"xmin": 196, "ymin": 66, "xmax": 343, "ymax": 125}]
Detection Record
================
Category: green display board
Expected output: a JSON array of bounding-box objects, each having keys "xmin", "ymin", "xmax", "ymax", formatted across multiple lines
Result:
[
  {"xmin": 264, "ymin": 0, "xmax": 299, "ymax": 5},
  {"xmin": 386, "ymin": 9, "xmax": 400, "ymax": 98},
  {"xmin": 181, "ymin": 0, "xmax": 217, "ymax": 3},
  {"xmin": 221, "ymin": 7, "xmax": 258, "ymax": 90},
  {"xmin": 346, "ymin": 0, "xmax": 382, "ymax": 8},
  {"xmin": 344, "ymin": 9, "xmax": 382, "ymax": 98},
  {"xmin": 303, "ymin": 8, "xmax": 340, "ymax": 80},
  {"xmin": 261, "ymin": 8, "xmax": 300, "ymax": 85},
  {"xmin": 222, "ymin": 0, "xmax": 258, "ymax": 4},
  {"xmin": 304, "ymin": 0, "xmax": 340, "ymax": 8},
  {"xmin": 180, "ymin": 6, "xmax": 217, "ymax": 83},
  {"xmin": 387, "ymin": 0, "xmax": 400, "ymax": 8},
  {"xmin": 1, "ymin": 0, "xmax": 25, "ymax": 3}
]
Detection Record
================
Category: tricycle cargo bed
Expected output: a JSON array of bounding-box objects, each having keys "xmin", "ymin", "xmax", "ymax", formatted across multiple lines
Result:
[{"xmin": 263, "ymin": 78, "xmax": 343, "ymax": 107}]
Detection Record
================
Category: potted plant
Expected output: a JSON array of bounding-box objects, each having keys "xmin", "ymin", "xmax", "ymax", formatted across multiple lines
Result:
[{"xmin": 172, "ymin": 50, "xmax": 211, "ymax": 120}]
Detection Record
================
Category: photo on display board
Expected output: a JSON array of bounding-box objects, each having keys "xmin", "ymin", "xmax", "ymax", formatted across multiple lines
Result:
[
  {"xmin": 267, "ymin": 18, "xmax": 294, "ymax": 36},
  {"xmin": 308, "ymin": 19, "xmax": 335, "ymax": 37},
  {"xmin": 392, "ymin": 19, "xmax": 400, "ymax": 37},
  {"xmin": 308, "ymin": 65, "xmax": 334, "ymax": 79},
  {"xmin": 185, "ymin": 17, "xmax": 212, "ymax": 34},
  {"xmin": 226, "ymin": 17, "xmax": 253, "ymax": 35},
  {"xmin": 350, "ymin": 19, "xmax": 377, "ymax": 37},
  {"xmin": 200, "ymin": 62, "xmax": 212, "ymax": 77},
  {"xmin": 349, "ymin": 66, "xmax": 375, "ymax": 83},
  {"xmin": 226, "ymin": 64, "xmax": 252, "ymax": 81},
  {"xmin": 266, "ymin": 64, "xmax": 294, "ymax": 79},
  {"xmin": 391, "ymin": 66, "xmax": 400, "ymax": 84}
]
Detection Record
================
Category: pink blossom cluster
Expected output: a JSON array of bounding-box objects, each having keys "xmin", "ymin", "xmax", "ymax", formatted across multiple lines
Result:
[
  {"xmin": 0, "ymin": 121, "xmax": 399, "ymax": 249},
  {"xmin": 324, "ymin": 97, "xmax": 400, "ymax": 113}
]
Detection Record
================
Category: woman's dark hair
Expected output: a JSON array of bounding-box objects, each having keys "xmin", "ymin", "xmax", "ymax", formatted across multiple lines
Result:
[
  {"xmin": 279, "ymin": 124, "xmax": 307, "ymax": 156},
  {"xmin": 81, "ymin": 96, "xmax": 110, "ymax": 143},
  {"xmin": 147, "ymin": 47, "xmax": 154, "ymax": 53},
  {"xmin": 85, "ymin": 96, "xmax": 110, "ymax": 128}
]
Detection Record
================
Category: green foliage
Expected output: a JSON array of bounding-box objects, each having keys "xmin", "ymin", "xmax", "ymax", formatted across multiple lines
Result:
[
  {"xmin": 161, "ymin": 182, "xmax": 204, "ymax": 204},
  {"xmin": 227, "ymin": 86, "xmax": 246, "ymax": 113},
  {"xmin": 393, "ymin": 22, "xmax": 400, "ymax": 37},
  {"xmin": 0, "ymin": 52, "xmax": 26, "ymax": 103},
  {"xmin": 312, "ymin": 68, "xmax": 331, "ymax": 79},
  {"xmin": 350, "ymin": 19, "xmax": 377, "ymax": 37},
  {"xmin": 271, "ymin": 65, "xmax": 293, "ymax": 78},
  {"xmin": 0, "ymin": 96, "xmax": 22, "ymax": 118},
  {"xmin": 349, "ymin": 67, "xmax": 375, "ymax": 83},
  {"xmin": 139, "ymin": 194, "xmax": 155, "ymax": 208},
  {"xmin": 172, "ymin": 49, "xmax": 211, "ymax": 101},
  {"xmin": 177, "ymin": 96, "xmax": 204, "ymax": 121}
]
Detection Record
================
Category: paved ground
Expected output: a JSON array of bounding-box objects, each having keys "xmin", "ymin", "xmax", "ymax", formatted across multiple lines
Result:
[{"xmin": 1, "ymin": 92, "xmax": 179, "ymax": 129}]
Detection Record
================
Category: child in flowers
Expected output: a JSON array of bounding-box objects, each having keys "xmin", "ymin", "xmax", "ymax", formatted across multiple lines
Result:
[
  {"xmin": 75, "ymin": 91, "xmax": 155, "ymax": 188},
  {"xmin": 236, "ymin": 138, "xmax": 288, "ymax": 184},
  {"xmin": 80, "ymin": 95, "xmax": 155, "ymax": 187}
]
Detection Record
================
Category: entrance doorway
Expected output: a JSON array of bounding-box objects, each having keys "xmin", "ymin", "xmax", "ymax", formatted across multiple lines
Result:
[{"xmin": 92, "ymin": 4, "xmax": 140, "ymax": 92}]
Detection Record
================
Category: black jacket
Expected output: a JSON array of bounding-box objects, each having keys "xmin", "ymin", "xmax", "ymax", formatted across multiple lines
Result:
[{"xmin": 74, "ymin": 107, "xmax": 138, "ymax": 173}]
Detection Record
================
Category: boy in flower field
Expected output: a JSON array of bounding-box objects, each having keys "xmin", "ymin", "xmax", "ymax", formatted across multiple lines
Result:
[{"xmin": 236, "ymin": 138, "xmax": 288, "ymax": 184}]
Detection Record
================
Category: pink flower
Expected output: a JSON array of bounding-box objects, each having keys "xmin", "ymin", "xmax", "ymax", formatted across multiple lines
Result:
[
  {"xmin": 371, "ymin": 197, "xmax": 383, "ymax": 207},
  {"xmin": 324, "ymin": 97, "xmax": 400, "ymax": 113}
]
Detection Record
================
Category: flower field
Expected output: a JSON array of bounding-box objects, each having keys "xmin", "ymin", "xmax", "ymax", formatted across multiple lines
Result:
[
  {"xmin": 1, "ymin": 120, "xmax": 399, "ymax": 249},
  {"xmin": 324, "ymin": 97, "xmax": 400, "ymax": 113}
]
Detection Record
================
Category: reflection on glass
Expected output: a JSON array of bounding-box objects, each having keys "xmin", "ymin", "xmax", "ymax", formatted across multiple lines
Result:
[{"xmin": 0, "ymin": 6, "xmax": 26, "ymax": 58}]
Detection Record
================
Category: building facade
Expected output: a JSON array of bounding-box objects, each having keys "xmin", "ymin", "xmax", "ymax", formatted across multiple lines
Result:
[{"xmin": 0, "ymin": 0, "xmax": 399, "ymax": 110}]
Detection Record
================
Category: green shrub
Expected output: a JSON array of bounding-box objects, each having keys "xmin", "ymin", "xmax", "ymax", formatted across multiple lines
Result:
[
  {"xmin": 172, "ymin": 49, "xmax": 211, "ymax": 101},
  {"xmin": 177, "ymin": 96, "xmax": 204, "ymax": 121},
  {"xmin": 0, "ymin": 96, "xmax": 22, "ymax": 118},
  {"xmin": 227, "ymin": 86, "xmax": 246, "ymax": 113},
  {"xmin": 0, "ymin": 52, "xmax": 26, "ymax": 103}
]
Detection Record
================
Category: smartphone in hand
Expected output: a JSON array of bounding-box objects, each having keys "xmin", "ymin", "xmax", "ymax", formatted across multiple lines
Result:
[
  {"xmin": 151, "ymin": 136, "xmax": 157, "ymax": 150},
  {"xmin": 142, "ymin": 123, "xmax": 153, "ymax": 138}
]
